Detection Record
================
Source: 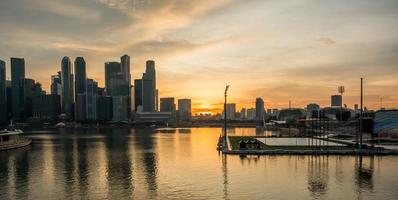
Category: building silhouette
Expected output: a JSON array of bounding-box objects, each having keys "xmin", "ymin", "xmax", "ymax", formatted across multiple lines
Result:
[
  {"xmin": 74, "ymin": 57, "xmax": 87, "ymax": 121},
  {"xmin": 86, "ymin": 79, "xmax": 98, "ymax": 121},
  {"xmin": 0, "ymin": 60, "xmax": 6, "ymax": 124},
  {"xmin": 160, "ymin": 97, "xmax": 176, "ymax": 112},
  {"xmin": 142, "ymin": 60, "xmax": 156, "ymax": 112},
  {"xmin": 11, "ymin": 57, "xmax": 25, "ymax": 120},
  {"xmin": 178, "ymin": 99, "xmax": 191, "ymax": 121},
  {"xmin": 32, "ymin": 94, "xmax": 61, "ymax": 119},
  {"xmin": 134, "ymin": 79, "xmax": 143, "ymax": 111},
  {"xmin": 97, "ymin": 96, "xmax": 113, "ymax": 122},
  {"xmin": 61, "ymin": 56, "xmax": 74, "ymax": 119},
  {"xmin": 225, "ymin": 103, "xmax": 236, "ymax": 120},
  {"xmin": 331, "ymin": 95, "xmax": 342, "ymax": 107},
  {"xmin": 51, "ymin": 71, "xmax": 62, "ymax": 96},
  {"xmin": 255, "ymin": 98, "xmax": 264, "ymax": 120}
]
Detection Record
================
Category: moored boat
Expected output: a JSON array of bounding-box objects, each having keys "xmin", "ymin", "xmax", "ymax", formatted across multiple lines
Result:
[{"xmin": 0, "ymin": 129, "xmax": 31, "ymax": 151}]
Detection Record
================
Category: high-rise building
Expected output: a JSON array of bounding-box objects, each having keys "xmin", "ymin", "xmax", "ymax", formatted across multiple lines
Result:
[
  {"xmin": 11, "ymin": 57, "xmax": 25, "ymax": 120},
  {"xmin": 142, "ymin": 60, "xmax": 156, "ymax": 112},
  {"xmin": 32, "ymin": 94, "xmax": 61, "ymax": 119},
  {"xmin": 61, "ymin": 56, "xmax": 74, "ymax": 119},
  {"xmin": 225, "ymin": 103, "xmax": 236, "ymax": 120},
  {"xmin": 331, "ymin": 95, "xmax": 342, "ymax": 107},
  {"xmin": 134, "ymin": 79, "xmax": 143, "ymax": 111},
  {"xmin": 74, "ymin": 57, "xmax": 87, "ymax": 121},
  {"xmin": 24, "ymin": 78, "xmax": 44, "ymax": 118},
  {"xmin": 120, "ymin": 54, "xmax": 131, "ymax": 93},
  {"xmin": 97, "ymin": 96, "xmax": 113, "ymax": 122},
  {"xmin": 247, "ymin": 108, "xmax": 256, "ymax": 120},
  {"xmin": 105, "ymin": 61, "xmax": 121, "ymax": 95},
  {"xmin": 178, "ymin": 99, "xmax": 191, "ymax": 121},
  {"xmin": 112, "ymin": 96, "xmax": 129, "ymax": 122},
  {"xmin": 0, "ymin": 60, "xmax": 6, "ymax": 124},
  {"xmin": 51, "ymin": 71, "xmax": 62, "ymax": 96},
  {"xmin": 240, "ymin": 108, "xmax": 247, "ymax": 120},
  {"xmin": 86, "ymin": 79, "xmax": 98, "ymax": 121},
  {"xmin": 255, "ymin": 98, "xmax": 264, "ymax": 120},
  {"xmin": 160, "ymin": 97, "xmax": 176, "ymax": 112},
  {"xmin": 6, "ymin": 80, "xmax": 11, "ymax": 120}
]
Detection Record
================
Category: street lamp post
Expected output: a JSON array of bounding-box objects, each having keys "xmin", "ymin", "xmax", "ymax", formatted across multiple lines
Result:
[{"xmin": 223, "ymin": 85, "xmax": 229, "ymax": 150}]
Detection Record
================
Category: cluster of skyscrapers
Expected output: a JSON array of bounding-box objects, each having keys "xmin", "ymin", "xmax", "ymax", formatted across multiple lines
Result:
[{"xmin": 0, "ymin": 55, "xmax": 192, "ymax": 125}]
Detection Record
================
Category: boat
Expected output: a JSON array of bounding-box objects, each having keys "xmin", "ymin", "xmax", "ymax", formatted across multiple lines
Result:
[{"xmin": 0, "ymin": 129, "xmax": 32, "ymax": 151}]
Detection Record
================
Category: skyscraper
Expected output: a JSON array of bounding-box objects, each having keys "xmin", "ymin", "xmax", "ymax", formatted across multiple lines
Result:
[
  {"xmin": 255, "ymin": 97, "xmax": 264, "ymax": 120},
  {"xmin": 74, "ymin": 57, "xmax": 87, "ymax": 121},
  {"xmin": 0, "ymin": 60, "xmax": 6, "ymax": 124},
  {"xmin": 51, "ymin": 71, "xmax": 62, "ymax": 96},
  {"xmin": 178, "ymin": 99, "xmax": 191, "ymax": 121},
  {"xmin": 86, "ymin": 79, "xmax": 98, "ymax": 121},
  {"xmin": 134, "ymin": 79, "xmax": 142, "ymax": 111},
  {"xmin": 160, "ymin": 97, "xmax": 176, "ymax": 112},
  {"xmin": 225, "ymin": 103, "xmax": 236, "ymax": 120},
  {"xmin": 142, "ymin": 60, "xmax": 156, "ymax": 112},
  {"xmin": 331, "ymin": 95, "xmax": 342, "ymax": 107},
  {"xmin": 120, "ymin": 54, "xmax": 131, "ymax": 93},
  {"xmin": 61, "ymin": 56, "xmax": 74, "ymax": 119},
  {"xmin": 11, "ymin": 57, "xmax": 25, "ymax": 120}
]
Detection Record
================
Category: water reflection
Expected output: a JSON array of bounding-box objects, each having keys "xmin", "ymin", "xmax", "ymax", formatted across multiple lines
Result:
[
  {"xmin": 0, "ymin": 128, "xmax": 397, "ymax": 200},
  {"xmin": 355, "ymin": 156, "xmax": 374, "ymax": 198},
  {"xmin": 307, "ymin": 156, "xmax": 329, "ymax": 198}
]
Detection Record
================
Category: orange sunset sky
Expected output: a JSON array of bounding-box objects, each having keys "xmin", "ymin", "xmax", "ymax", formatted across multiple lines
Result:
[{"xmin": 1, "ymin": 0, "xmax": 397, "ymax": 114}]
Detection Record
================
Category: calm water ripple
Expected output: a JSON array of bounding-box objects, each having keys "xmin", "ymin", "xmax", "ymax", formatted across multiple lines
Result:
[{"xmin": 0, "ymin": 128, "xmax": 397, "ymax": 200}]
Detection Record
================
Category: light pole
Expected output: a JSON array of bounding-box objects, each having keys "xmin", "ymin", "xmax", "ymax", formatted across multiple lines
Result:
[
  {"xmin": 338, "ymin": 86, "xmax": 345, "ymax": 121},
  {"xmin": 223, "ymin": 85, "xmax": 229, "ymax": 150},
  {"xmin": 359, "ymin": 78, "xmax": 363, "ymax": 150}
]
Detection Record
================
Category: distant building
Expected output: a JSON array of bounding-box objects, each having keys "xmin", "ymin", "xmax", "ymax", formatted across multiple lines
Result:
[
  {"xmin": 74, "ymin": 57, "xmax": 87, "ymax": 121},
  {"xmin": 331, "ymin": 95, "xmax": 342, "ymax": 107},
  {"xmin": 61, "ymin": 56, "xmax": 74, "ymax": 119},
  {"xmin": 247, "ymin": 108, "xmax": 256, "ymax": 120},
  {"xmin": 32, "ymin": 94, "xmax": 61, "ymax": 119},
  {"xmin": 278, "ymin": 108, "xmax": 306, "ymax": 121},
  {"xmin": 134, "ymin": 79, "xmax": 143, "ymax": 111},
  {"xmin": 142, "ymin": 60, "xmax": 156, "ymax": 112},
  {"xmin": 255, "ymin": 98, "xmax": 264, "ymax": 120},
  {"xmin": 97, "ymin": 96, "xmax": 113, "ymax": 122},
  {"xmin": 112, "ymin": 96, "xmax": 129, "ymax": 122},
  {"xmin": 225, "ymin": 103, "xmax": 236, "ymax": 120},
  {"xmin": 0, "ymin": 60, "xmax": 6, "ymax": 124},
  {"xmin": 160, "ymin": 97, "xmax": 176, "ymax": 112},
  {"xmin": 6, "ymin": 80, "xmax": 11, "ymax": 120},
  {"xmin": 240, "ymin": 108, "xmax": 247, "ymax": 120},
  {"xmin": 50, "ymin": 72, "xmax": 62, "ymax": 96},
  {"xmin": 306, "ymin": 103, "xmax": 320, "ymax": 118},
  {"xmin": 178, "ymin": 99, "xmax": 191, "ymax": 121},
  {"xmin": 11, "ymin": 57, "xmax": 25, "ymax": 120},
  {"xmin": 86, "ymin": 79, "xmax": 98, "ymax": 121},
  {"xmin": 354, "ymin": 104, "xmax": 359, "ymax": 111},
  {"xmin": 24, "ymin": 79, "xmax": 44, "ymax": 118}
]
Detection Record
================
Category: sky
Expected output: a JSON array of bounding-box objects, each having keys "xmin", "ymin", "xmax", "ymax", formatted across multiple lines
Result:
[{"xmin": 0, "ymin": 0, "xmax": 397, "ymax": 114}]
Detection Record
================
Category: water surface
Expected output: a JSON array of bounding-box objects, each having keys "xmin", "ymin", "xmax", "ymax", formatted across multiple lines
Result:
[{"xmin": 0, "ymin": 128, "xmax": 397, "ymax": 200}]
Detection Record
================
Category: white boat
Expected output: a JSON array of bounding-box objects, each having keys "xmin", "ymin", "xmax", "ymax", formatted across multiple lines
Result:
[{"xmin": 0, "ymin": 129, "xmax": 32, "ymax": 151}]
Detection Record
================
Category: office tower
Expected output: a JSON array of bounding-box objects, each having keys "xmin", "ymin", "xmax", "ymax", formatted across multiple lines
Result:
[
  {"xmin": 86, "ymin": 79, "xmax": 98, "ymax": 121},
  {"xmin": 6, "ymin": 80, "xmax": 11, "ymax": 120},
  {"xmin": 240, "ymin": 108, "xmax": 247, "ymax": 120},
  {"xmin": 354, "ymin": 104, "xmax": 359, "ymax": 111},
  {"xmin": 97, "ymin": 96, "xmax": 113, "ymax": 122},
  {"xmin": 74, "ymin": 57, "xmax": 87, "ymax": 121},
  {"xmin": 255, "ymin": 97, "xmax": 264, "ymax": 120},
  {"xmin": 112, "ymin": 96, "xmax": 129, "ymax": 122},
  {"xmin": 105, "ymin": 57, "xmax": 130, "ymax": 121},
  {"xmin": 120, "ymin": 54, "xmax": 131, "ymax": 92},
  {"xmin": 331, "ymin": 95, "xmax": 342, "ymax": 107},
  {"xmin": 24, "ymin": 78, "xmax": 44, "ymax": 118},
  {"xmin": 225, "ymin": 103, "xmax": 236, "ymax": 120},
  {"xmin": 0, "ymin": 60, "xmax": 6, "ymax": 124},
  {"xmin": 51, "ymin": 71, "xmax": 62, "ymax": 96},
  {"xmin": 61, "ymin": 56, "xmax": 74, "ymax": 119},
  {"xmin": 160, "ymin": 97, "xmax": 176, "ymax": 112},
  {"xmin": 178, "ymin": 99, "xmax": 191, "ymax": 121},
  {"xmin": 134, "ymin": 79, "xmax": 142, "ymax": 111},
  {"xmin": 11, "ymin": 57, "xmax": 25, "ymax": 120},
  {"xmin": 142, "ymin": 60, "xmax": 156, "ymax": 112},
  {"xmin": 32, "ymin": 94, "xmax": 61, "ymax": 119},
  {"xmin": 247, "ymin": 108, "xmax": 256, "ymax": 120}
]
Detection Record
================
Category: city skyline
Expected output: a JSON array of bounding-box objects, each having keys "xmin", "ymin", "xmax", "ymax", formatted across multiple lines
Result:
[{"xmin": 1, "ymin": 0, "xmax": 398, "ymax": 113}]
